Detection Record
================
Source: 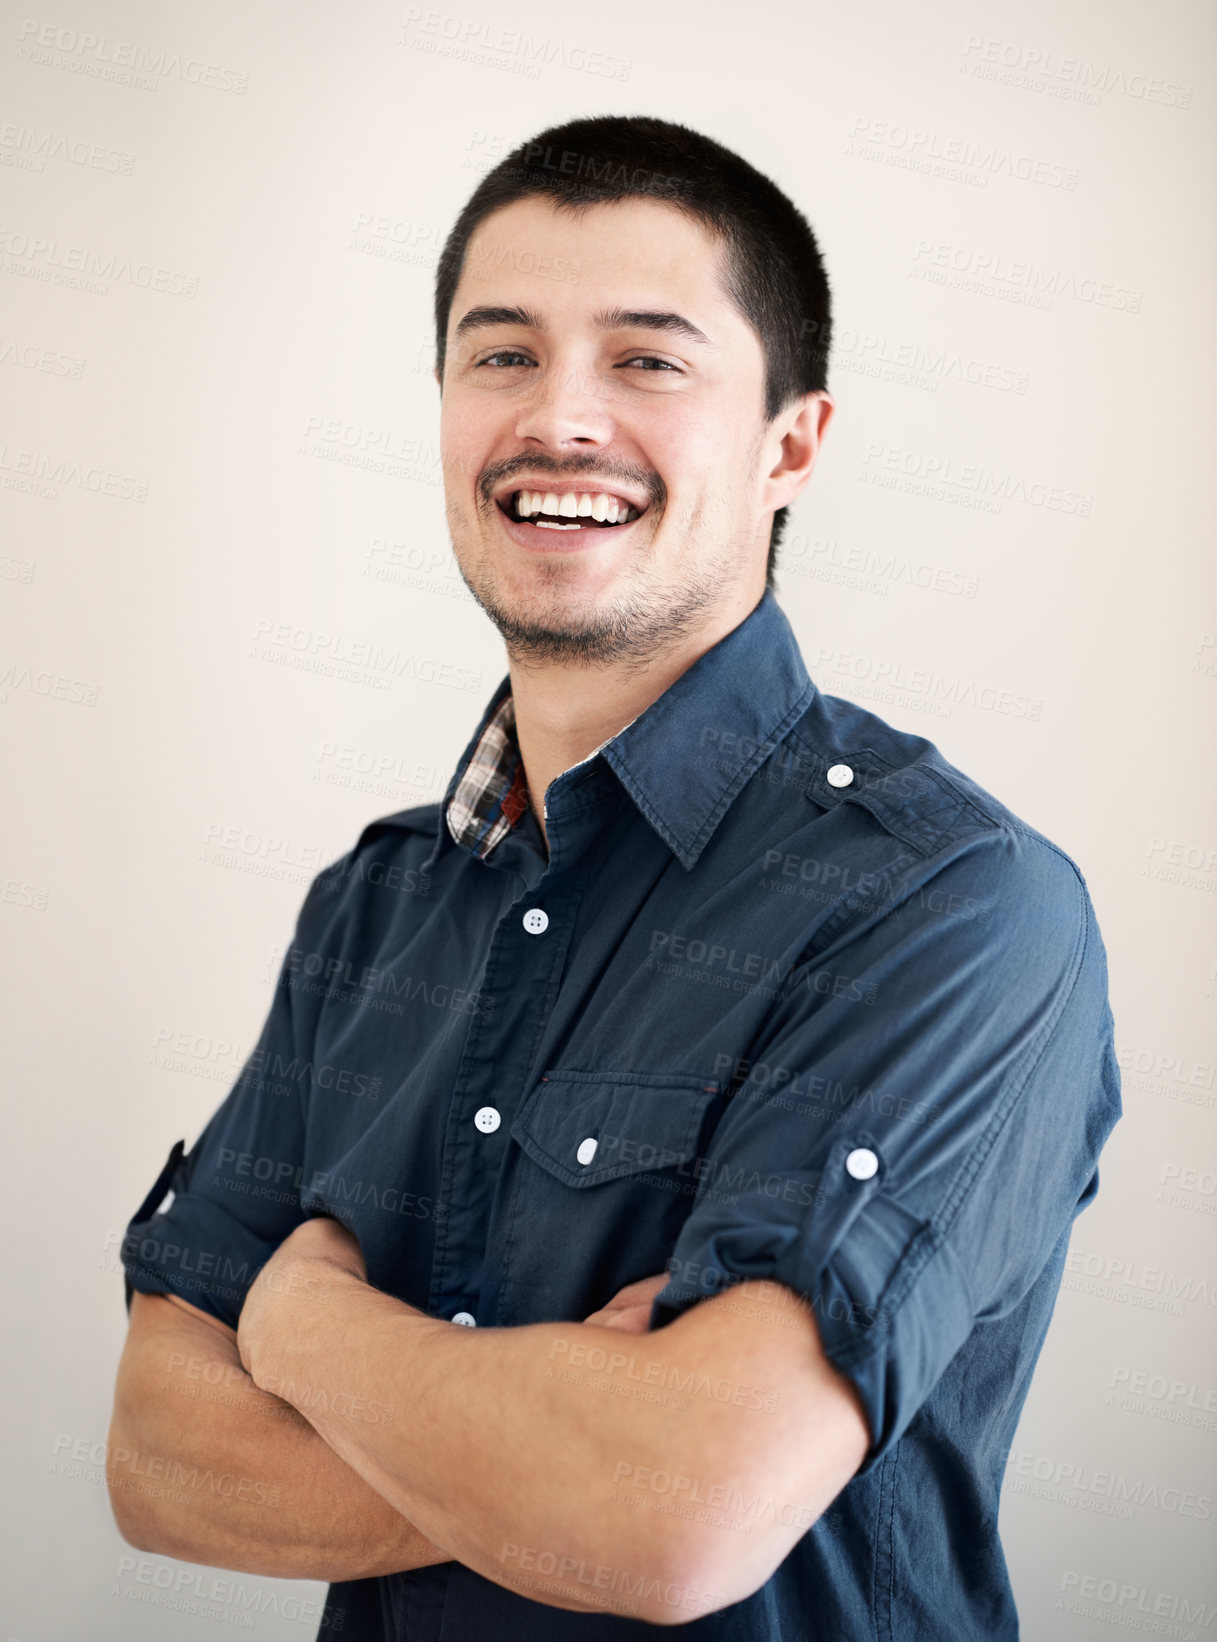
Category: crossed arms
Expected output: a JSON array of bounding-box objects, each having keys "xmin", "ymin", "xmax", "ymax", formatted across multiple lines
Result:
[{"xmin": 108, "ymin": 1216, "xmax": 869, "ymax": 1626}]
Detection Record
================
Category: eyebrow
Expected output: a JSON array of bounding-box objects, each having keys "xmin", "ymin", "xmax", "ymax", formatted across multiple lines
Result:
[
  {"xmin": 453, "ymin": 305, "xmax": 543, "ymax": 338},
  {"xmin": 593, "ymin": 307, "xmax": 712, "ymax": 346},
  {"xmin": 452, "ymin": 303, "xmax": 713, "ymax": 347}
]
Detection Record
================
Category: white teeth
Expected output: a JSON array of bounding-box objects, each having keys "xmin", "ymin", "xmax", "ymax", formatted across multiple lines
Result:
[
  {"xmin": 535, "ymin": 520, "xmax": 581, "ymax": 530},
  {"xmin": 508, "ymin": 489, "xmax": 643, "ymax": 524}
]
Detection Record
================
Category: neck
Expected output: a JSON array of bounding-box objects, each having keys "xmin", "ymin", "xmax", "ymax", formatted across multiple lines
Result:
[{"xmin": 508, "ymin": 590, "xmax": 763, "ymax": 849}]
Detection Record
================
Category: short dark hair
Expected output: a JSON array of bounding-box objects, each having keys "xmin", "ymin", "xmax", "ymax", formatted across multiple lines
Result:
[{"xmin": 434, "ymin": 115, "xmax": 832, "ymax": 589}]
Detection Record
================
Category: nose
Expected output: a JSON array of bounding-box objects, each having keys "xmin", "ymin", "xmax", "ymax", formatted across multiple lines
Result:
[{"xmin": 513, "ymin": 359, "xmax": 615, "ymax": 450}]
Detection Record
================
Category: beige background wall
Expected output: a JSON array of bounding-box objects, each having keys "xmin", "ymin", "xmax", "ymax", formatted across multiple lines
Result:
[{"xmin": 3, "ymin": 0, "xmax": 1214, "ymax": 1635}]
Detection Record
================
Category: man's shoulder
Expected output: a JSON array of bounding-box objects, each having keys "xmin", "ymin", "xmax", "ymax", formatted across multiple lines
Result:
[
  {"xmin": 297, "ymin": 802, "xmax": 444, "ymax": 931},
  {"xmin": 348, "ymin": 800, "xmax": 444, "ymax": 855},
  {"xmin": 783, "ymin": 686, "xmax": 1089, "ymax": 908}
]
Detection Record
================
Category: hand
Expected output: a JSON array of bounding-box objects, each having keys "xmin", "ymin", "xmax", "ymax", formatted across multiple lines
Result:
[
  {"xmin": 237, "ymin": 1215, "xmax": 367, "ymax": 1382},
  {"xmin": 581, "ymin": 1271, "xmax": 669, "ymax": 1334}
]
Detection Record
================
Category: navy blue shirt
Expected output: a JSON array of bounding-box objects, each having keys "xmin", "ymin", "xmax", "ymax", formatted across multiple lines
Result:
[{"xmin": 122, "ymin": 586, "xmax": 1121, "ymax": 1639}]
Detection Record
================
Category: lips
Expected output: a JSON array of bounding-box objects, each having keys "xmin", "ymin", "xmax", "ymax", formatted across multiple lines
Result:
[{"xmin": 493, "ymin": 489, "xmax": 647, "ymax": 552}]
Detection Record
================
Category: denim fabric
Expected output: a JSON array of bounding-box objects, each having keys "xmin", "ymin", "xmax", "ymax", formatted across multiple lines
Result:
[{"xmin": 121, "ymin": 586, "xmax": 1121, "ymax": 1639}]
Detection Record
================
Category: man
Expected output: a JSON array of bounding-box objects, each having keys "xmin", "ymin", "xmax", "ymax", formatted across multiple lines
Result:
[{"xmin": 108, "ymin": 116, "xmax": 1121, "ymax": 1638}]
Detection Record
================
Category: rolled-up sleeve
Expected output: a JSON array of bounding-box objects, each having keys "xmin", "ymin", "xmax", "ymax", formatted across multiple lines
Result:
[
  {"xmin": 120, "ymin": 854, "xmax": 351, "ymax": 1330},
  {"xmin": 650, "ymin": 827, "xmax": 1122, "ymax": 1476}
]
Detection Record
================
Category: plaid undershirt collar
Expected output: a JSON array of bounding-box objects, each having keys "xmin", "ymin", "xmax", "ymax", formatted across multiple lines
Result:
[{"xmin": 445, "ymin": 692, "xmax": 532, "ymax": 859}]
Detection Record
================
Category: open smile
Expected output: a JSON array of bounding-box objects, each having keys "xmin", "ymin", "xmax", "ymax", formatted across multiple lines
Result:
[{"xmin": 491, "ymin": 485, "xmax": 649, "ymax": 550}]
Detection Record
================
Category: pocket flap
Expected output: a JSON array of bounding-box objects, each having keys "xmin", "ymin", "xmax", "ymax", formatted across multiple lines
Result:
[{"xmin": 512, "ymin": 1070, "xmax": 723, "ymax": 1188}]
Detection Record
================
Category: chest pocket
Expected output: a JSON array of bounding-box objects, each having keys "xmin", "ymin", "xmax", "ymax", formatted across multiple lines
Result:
[{"xmin": 499, "ymin": 1069, "xmax": 723, "ymax": 1324}]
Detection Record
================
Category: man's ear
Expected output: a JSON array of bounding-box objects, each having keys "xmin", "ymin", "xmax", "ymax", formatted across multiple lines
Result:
[
  {"xmin": 762, "ymin": 390, "xmax": 833, "ymax": 516},
  {"xmin": 433, "ymin": 365, "xmax": 442, "ymax": 392}
]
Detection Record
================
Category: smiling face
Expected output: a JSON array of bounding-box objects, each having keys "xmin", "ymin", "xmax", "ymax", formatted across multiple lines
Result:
[{"xmin": 437, "ymin": 195, "xmax": 811, "ymax": 667}]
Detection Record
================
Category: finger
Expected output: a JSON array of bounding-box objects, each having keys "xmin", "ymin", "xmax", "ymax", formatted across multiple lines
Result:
[
  {"xmin": 601, "ymin": 1307, "xmax": 653, "ymax": 1334},
  {"xmin": 582, "ymin": 1273, "xmax": 669, "ymax": 1326}
]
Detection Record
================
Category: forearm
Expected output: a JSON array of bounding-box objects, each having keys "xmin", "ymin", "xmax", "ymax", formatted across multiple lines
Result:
[
  {"xmin": 108, "ymin": 1295, "xmax": 453, "ymax": 1582},
  {"xmin": 246, "ymin": 1267, "xmax": 757, "ymax": 1621}
]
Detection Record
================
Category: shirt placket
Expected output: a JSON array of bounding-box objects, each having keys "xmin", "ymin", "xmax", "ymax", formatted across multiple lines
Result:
[{"xmin": 424, "ymin": 778, "xmax": 601, "ymax": 1331}]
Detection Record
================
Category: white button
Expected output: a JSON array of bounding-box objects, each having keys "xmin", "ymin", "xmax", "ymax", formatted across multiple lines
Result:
[
  {"xmin": 474, "ymin": 1106, "xmax": 501, "ymax": 1133},
  {"xmin": 576, "ymin": 1137, "xmax": 598, "ymax": 1166},
  {"xmin": 826, "ymin": 764, "xmax": 854, "ymax": 789},
  {"xmin": 452, "ymin": 1311, "xmax": 477, "ymax": 1327},
  {"xmin": 845, "ymin": 1147, "xmax": 878, "ymax": 1180},
  {"xmin": 523, "ymin": 907, "xmax": 549, "ymax": 934}
]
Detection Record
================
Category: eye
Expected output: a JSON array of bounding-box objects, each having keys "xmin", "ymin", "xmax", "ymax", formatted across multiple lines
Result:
[
  {"xmin": 619, "ymin": 356, "xmax": 679, "ymax": 372},
  {"xmin": 477, "ymin": 350, "xmax": 535, "ymax": 368}
]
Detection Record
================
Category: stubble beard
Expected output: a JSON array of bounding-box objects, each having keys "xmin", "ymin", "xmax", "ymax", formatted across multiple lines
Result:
[{"xmin": 448, "ymin": 498, "xmax": 743, "ymax": 673}]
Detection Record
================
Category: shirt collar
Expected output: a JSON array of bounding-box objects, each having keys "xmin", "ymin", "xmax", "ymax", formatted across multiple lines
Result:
[
  {"xmin": 600, "ymin": 587, "xmax": 815, "ymax": 870},
  {"xmin": 445, "ymin": 691, "xmax": 530, "ymax": 860},
  {"xmin": 427, "ymin": 587, "xmax": 815, "ymax": 874}
]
